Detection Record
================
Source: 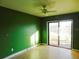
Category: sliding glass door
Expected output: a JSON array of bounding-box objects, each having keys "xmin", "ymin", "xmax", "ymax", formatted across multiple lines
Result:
[{"xmin": 48, "ymin": 20, "xmax": 72, "ymax": 49}]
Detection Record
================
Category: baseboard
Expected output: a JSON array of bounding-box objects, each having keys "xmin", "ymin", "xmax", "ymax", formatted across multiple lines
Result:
[
  {"xmin": 3, "ymin": 45, "xmax": 37, "ymax": 59},
  {"xmin": 72, "ymin": 49, "xmax": 79, "ymax": 52},
  {"xmin": 39, "ymin": 43, "xmax": 48, "ymax": 45}
]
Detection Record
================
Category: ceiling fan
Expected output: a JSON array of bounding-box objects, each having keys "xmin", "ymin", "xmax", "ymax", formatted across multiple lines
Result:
[
  {"xmin": 41, "ymin": 4, "xmax": 56, "ymax": 14},
  {"xmin": 34, "ymin": 0, "xmax": 56, "ymax": 14}
]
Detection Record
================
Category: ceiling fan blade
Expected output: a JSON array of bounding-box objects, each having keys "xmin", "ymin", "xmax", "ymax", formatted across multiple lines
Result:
[
  {"xmin": 41, "ymin": 9, "xmax": 56, "ymax": 14},
  {"xmin": 47, "ymin": 10, "xmax": 56, "ymax": 12}
]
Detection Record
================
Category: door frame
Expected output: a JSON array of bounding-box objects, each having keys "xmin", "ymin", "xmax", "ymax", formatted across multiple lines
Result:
[
  {"xmin": 47, "ymin": 21, "xmax": 59, "ymax": 47},
  {"xmin": 47, "ymin": 19, "xmax": 73, "ymax": 49}
]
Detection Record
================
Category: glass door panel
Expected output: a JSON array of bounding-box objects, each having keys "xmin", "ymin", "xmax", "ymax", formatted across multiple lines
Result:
[
  {"xmin": 49, "ymin": 22, "xmax": 59, "ymax": 46},
  {"xmin": 59, "ymin": 21, "xmax": 72, "ymax": 49}
]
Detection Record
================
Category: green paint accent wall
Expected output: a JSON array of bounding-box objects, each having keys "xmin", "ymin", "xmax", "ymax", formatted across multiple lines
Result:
[
  {"xmin": 0, "ymin": 7, "xmax": 40, "ymax": 58},
  {"xmin": 41, "ymin": 12, "xmax": 79, "ymax": 50}
]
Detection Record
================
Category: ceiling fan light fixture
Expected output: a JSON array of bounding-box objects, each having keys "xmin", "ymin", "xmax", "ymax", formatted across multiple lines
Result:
[
  {"xmin": 39, "ymin": 0, "xmax": 56, "ymax": 14},
  {"xmin": 41, "ymin": 5, "xmax": 47, "ymax": 14},
  {"xmin": 42, "ymin": 8, "xmax": 47, "ymax": 14}
]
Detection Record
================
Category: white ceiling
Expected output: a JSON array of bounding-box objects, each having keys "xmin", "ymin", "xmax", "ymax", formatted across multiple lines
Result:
[{"xmin": 0, "ymin": 0, "xmax": 79, "ymax": 17}]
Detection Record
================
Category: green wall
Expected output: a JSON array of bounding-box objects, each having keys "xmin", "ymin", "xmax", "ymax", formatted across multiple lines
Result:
[
  {"xmin": 0, "ymin": 7, "xmax": 40, "ymax": 58},
  {"xmin": 41, "ymin": 12, "xmax": 79, "ymax": 50}
]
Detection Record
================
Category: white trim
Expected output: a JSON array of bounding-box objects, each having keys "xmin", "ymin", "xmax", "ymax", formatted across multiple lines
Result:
[{"xmin": 3, "ymin": 45, "xmax": 37, "ymax": 59}]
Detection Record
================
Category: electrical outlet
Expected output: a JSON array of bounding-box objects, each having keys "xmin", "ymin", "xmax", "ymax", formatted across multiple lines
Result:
[{"xmin": 11, "ymin": 48, "xmax": 14, "ymax": 52}]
